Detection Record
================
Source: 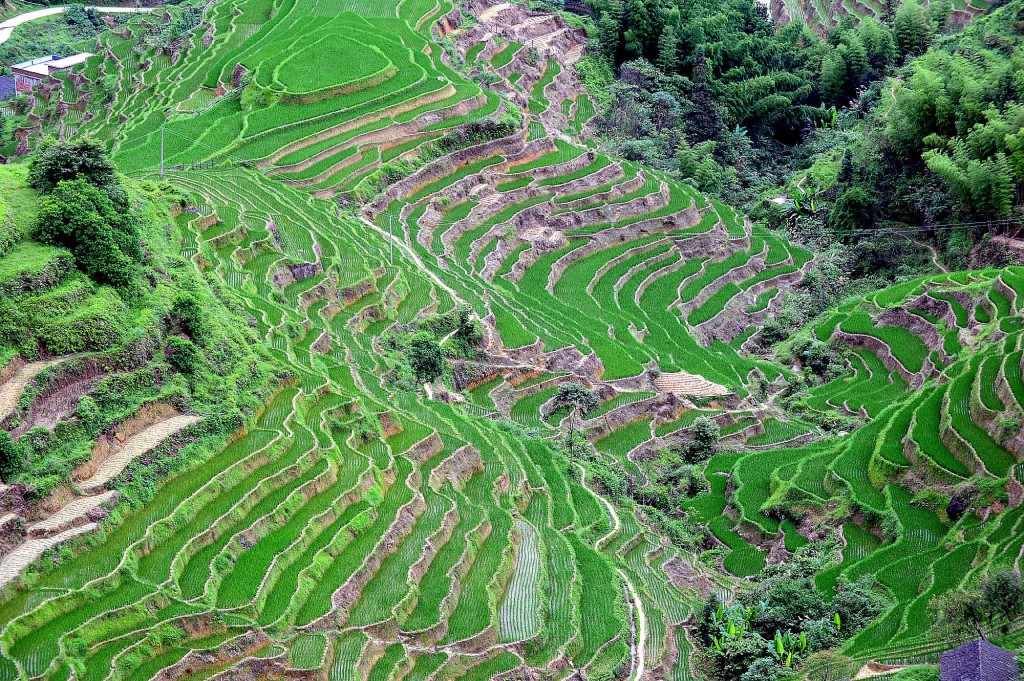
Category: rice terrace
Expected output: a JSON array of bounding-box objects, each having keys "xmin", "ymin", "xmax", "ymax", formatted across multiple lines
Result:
[{"xmin": 1, "ymin": 0, "xmax": 1024, "ymax": 678}]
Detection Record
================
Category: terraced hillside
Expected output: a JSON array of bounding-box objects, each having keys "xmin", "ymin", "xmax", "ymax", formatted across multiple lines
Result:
[
  {"xmin": 3, "ymin": 0, "xmax": 1024, "ymax": 677},
  {"xmin": 771, "ymin": 0, "xmax": 987, "ymax": 33},
  {"xmin": 682, "ymin": 268, "xmax": 1024, "ymax": 662},
  {"xmin": 0, "ymin": 0, "xmax": 762, "ymax": 678}
]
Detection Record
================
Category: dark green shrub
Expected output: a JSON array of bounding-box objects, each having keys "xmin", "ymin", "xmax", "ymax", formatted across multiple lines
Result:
[
  {"xmin": 0, "ymin": 431, "xmax": 25, "ymax": 480},
  {"xmin": 29, "ymin": 138, "xmax": 118, "ymax": 195},
  {"xmin": 35, "ymin": 179, "xmax": 143, "ymax": 289},
  {"xmin": 169, "ymin": 293, "xmax": 208, "ymax": 341},
  {"xmin": 166, "ymin": 336, "xmax": 201, "ymax": 374}
]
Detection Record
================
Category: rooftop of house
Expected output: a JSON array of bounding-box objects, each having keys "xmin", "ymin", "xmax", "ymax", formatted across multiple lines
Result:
[
  {"xmin": 12, "ymin": 53, "xmax": 92, "ymax": 76},
  {"xmin": 940, "ymin": 639, "xmax": 1018, "ymax": 681}
]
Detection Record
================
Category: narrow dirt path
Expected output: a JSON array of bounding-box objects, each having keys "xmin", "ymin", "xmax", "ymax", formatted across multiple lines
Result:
[
  {"xmin": 0, "ymin": 358, "xmax": 63, "ymax": 424},
  {"xmin": 0, "ymin": 522, "xmax": 97, "ymax": 587},
  {"xmin": 77, "ymin": 415, "xmax": 200, "ymax": 492},
  {"xmin": 618, "ymin": 567, "xmax": 647, "ymax": 681},
  {"xmin": 0, "ymin": 6, "xmax": 152, "ymax": 45},
  {"xmin": 27, "ymin": 490, "xmax": 117, "ymax": 536},
  {"xmin": 357, "ymin": 215, "xmax": 462, "ymax": 306},
  {"xmin": 578, "ymin": 462, "xmax": 621, "ymax": 551},
  {"xmin": 854, "ymin": 662, "xmax": 907, "ymax": 679},
  {"xmin": 920, "ymin": 239, "xmax": 948, "ymax": 273}
]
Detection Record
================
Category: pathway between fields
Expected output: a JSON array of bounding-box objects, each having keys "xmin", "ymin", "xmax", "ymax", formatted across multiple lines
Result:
[
  {"xmin": 77, "ymin": 414, "xmax": 201, "ymax": 492},
  {"xmin": 0, "ymin": 522, "xmax": 98, "ymax": 587},
  {"xmin": 0, "ymin": 6, "xmax": 152, "ymax": 45},
  {"xmin": 619, "ymin": 567, "xmax": 647, "ymax": 681},
  {"xmin": 0, "ymin": 358, "xmax": 63, "ymax": 423},
  {"xmin": 577, "ymin": 462, "xmax": 621, "ymax": 550}
]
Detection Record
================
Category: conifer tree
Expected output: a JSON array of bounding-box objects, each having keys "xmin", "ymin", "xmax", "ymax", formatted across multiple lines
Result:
[{"xmin": 657, "ymin": 25, "xmax": 680, "ymax": 73}]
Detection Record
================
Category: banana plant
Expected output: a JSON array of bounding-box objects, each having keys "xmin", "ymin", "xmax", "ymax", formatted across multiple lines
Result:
[
  {"xmin": 772, "ymin": 630, "xmax": 809, "ymax": 667},
  {"xmin": 710, "ymin": 604, "xmax": 757, "ymax": 646},
  {"xmin": 812, "ymin": 104, "xmax": 838, "ymax": 129}
]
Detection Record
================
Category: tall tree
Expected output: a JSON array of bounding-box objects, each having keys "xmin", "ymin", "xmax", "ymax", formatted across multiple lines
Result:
[
  {"xmin": 598, "ymin": 8, "xmax": 622, "ymax": 61},
  {"xmin": 29, "ymin": 137, "xmax": 118, "ymax": 195},
  {"xmin": 893, "ymin": 0, "xmax": 934, "ymax": 58},
  {"xmin": 35, "ymin": 179, "xmax": 143, "ymax": 289},
  {"xmin": 820, "ymin": 48, "xmax": 848, "ymax": 103},
  {"xmin": 549, "ymin": 383, "xmax": 599, "ymax": 458},
  {"xmin": 624, "ymin": 0, "xmax": 657, "ymax": 58},
  {"xmin": 684, "ymin": 47, "xmax": 724, "ymax": 143},
  {"xmin": 657, "ymin": 25, "xmax": 680, "ymax": 73}
]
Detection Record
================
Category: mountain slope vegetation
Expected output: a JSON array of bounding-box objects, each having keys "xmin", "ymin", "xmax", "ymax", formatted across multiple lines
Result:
[{"xmin": 0, "ymin": 0, "xmax": 1022, "ymax": 679}]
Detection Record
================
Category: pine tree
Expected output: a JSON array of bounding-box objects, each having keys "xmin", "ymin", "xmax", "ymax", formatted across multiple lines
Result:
[
  {"xmin": 685, "ymin": 47, "xmax": 723, "ymax": 143},
  {"xmin": 657, "ymin": 25, "xmax": 680, "ymax": 73}
]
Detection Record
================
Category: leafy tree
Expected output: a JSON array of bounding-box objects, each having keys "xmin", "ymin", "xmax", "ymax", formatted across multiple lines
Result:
[
  {"xmin": 549, "ymin": 383, "xmax": 599, "ymax": 458},
  {"xmin": 0, "ymin": 431, "xmax": 25, "ymax": 480},
  {"xmin": 407, "ymin": 332, "xmax": 445, "ymax": 384},
  {"xmin": 832, "ymin": 576, "xmax": 889, "ymax": 631},
  {"xmin": 678, "ymin": 415, "xmax": 719, "ymax": 464},
  {"xmin": 453, "ymin": 304, "xmax": 482, "ymax": 350},
  {"xmin": 930, "ymin": 587, "xmax": 990, "ymax": 641},
  {"xmin": 29, "ymin": 138, "xmax": 118, "ymax": 195},
  {"xmin": 740, "ymin": 657, "xmax": 786, "ymax": 681},
  {"xmin": 981, "ymin": 569, "xmax": 1024, "ymax": 633},
  {"xmin": 677, "ymin": 139, "xmax": 726, "ymax": 194},
  {"xmin": 35, "ymin": 179, "xmax": 143, "ymax": 289},
  {"xmin": 792, "ymin": 338, "xmax": 848, "ymax": 381},
  {"xmin": 828, "ymin": 187, "xmax": 874, "ymax": 236}
]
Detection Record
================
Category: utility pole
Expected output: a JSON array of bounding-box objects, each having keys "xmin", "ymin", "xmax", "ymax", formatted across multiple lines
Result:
[
  {"xmin": 388, "ymin": 213, "xmax": 394, "ymax": 266},
  {"xmin": 160, "ymin": 125, "xmax": 165, "ymax": 176}
]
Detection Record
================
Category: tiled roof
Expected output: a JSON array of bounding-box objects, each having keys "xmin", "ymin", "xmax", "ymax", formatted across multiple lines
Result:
[{"xmin": 940, "ymin": 639, "xmax": 1018, "ymax": 681}]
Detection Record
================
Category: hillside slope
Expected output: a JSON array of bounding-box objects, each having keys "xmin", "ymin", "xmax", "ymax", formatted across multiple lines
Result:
[{"xmin": 1, "ymin": 0, "xmax": 1023, "ymax": 678}]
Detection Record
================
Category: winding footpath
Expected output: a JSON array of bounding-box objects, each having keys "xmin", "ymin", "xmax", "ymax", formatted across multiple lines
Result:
[
  {"xmin": 0, "ymin": 358, "xmax": 63, "ymax": 422},
  {"xmin": 577, "ymin": 461, "xmax": 621, "ymax": 551},
  {"xmin": 0, "ymin": 6, "xmax": 152, "ymax": 45},
  {"xmin": 619, "ymin": 567, "xmax": 647, "ymax": 681}
]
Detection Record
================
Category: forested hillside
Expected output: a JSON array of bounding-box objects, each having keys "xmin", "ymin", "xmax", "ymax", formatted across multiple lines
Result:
[{"xmin": 0, "ymin": 0, "xmax": 1022, "ymax": 678}]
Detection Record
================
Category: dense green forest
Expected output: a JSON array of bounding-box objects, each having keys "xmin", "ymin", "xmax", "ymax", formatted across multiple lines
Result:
[{"xmin": 576, "ymin": 0, "xmax": 1024, "ymax": 281}]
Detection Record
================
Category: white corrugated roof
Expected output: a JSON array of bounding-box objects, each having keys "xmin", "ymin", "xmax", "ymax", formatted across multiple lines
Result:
[
  {"xmin": 12, "ymin": 53, "xmax": 92, "ymax": 77},
  {"xmin": 49, "ymin": 53, "xmax": 91, "ymax": 69}
]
